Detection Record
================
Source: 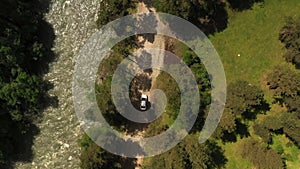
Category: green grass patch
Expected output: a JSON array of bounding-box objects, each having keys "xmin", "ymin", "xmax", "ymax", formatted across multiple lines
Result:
[
  {"xmin": 144, "ymin": 71, "xmax": 180, "ymax": 136},
  {"xmin": 217, "ymin": 139, "xmax": 254, "ymax": 169},
  {"xmin": 210, "ymin": 0, "xmax": 300, "ymax": 85},
  {"xmin": 271, "ymin": 135, "xmax": 300, "ymax": 169}
]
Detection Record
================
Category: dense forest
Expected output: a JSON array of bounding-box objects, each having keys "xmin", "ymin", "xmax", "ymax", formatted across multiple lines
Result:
[{"xmin": 0, "ymin": 0, "xmax": 55, "ymax": 168}]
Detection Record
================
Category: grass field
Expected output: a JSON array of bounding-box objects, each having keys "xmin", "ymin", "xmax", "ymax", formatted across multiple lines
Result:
[
  {"xmin": 218, "ymin": 140, "xmax": 254, "ymax": 169},
  {"xmin": 271, "ymin": 135, "xmax": 300, "ymax": 169},
  {"xmin": 210, "ymin": 0, "xmax": 300, "ymax": 85},
  {"xmin": 209, "ymin": 0, "xmax": 300, "ymax": 168}
]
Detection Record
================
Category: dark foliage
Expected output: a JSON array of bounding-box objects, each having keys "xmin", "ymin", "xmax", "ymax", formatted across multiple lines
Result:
[
  {"xmin": 254, "ymin": 111, "xmax": 300, "ymax": 148},
  {"xmin": 151, "ymin": 0, "xmax": 228, "ymax": 35},
  {"xmin": 226, "ymin": 80, "xmax": 268, "ymax": 119},
  {"xmin": 238, "ymin": 139, "xmax": 284, "ymax": 169},
  {"xmin": 227, "ymin": 0, "xmax": 264, "ymax": 11},
  {"xmin": 97, "ymin": 0, "xmax": 137, "ymax": 28},
  {"xmin": 212, "ymin": 80, "xmax": 267, "ymax": 142},
  {"xmin": 281, "ymin": 112, "xmax": 300, "ymax": 148},
  {"xmin": 253, "ymin": 115, "xmax": 283, "ymax": 143},
  {"xmin": 213, "ymin": 108, "xmax": 237, "ymax": 141},
  {"xmin": 80, "ymin": 134, "xmax": 135, "ymax": 169},
  {"xmin": 279, "ymin": 17, "xmax": 300, "ymax": 69},
  {"xmin": 266, "ymin": 66, "xmax": 300, "ymax": 114},
  {"xmin": 0, "ymin": 0, "xmax": 56, "ymax": 166},
  {"xmin": 143, "ymin": 135, "xmax": 227, "ymax": 169},
  {"xmin": 256, "ymin": 66, "xmax": 300, "ymax": 147}
]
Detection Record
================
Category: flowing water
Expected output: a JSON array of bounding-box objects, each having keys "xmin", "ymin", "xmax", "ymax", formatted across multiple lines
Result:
[{"xmin": 15, "ymin": 0, "xmax": 100, "ymax": 168}]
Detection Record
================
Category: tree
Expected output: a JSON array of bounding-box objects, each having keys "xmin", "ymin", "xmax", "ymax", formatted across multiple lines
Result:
[
  {"xmin": 94, "ymin": 36, "xmax": 137, "ymax": 126},
  {"xmin": 214, "ymin": 80, "xmax": 267, "ymax": 142},
  {"xmin": 182, "ymin": 46, "xmax": 211, "ymax": 107},
  {"xmin": 254, "ymin": 111, "xmax": 300, "ymax": 148},
  {"xmin": 281, "ymin": 113, "xmax": 300, "ymax": 147},
  {"xmin": 253, "ymin": 122, "xmax": 272, "ymax": 143},
  {"xmin": 284, "ymin": 95, "xmax": 300, "ymax": 117},
  {"xmin": 213, "ymin": 108, "xmax": 237, "ymax": 141},
  {"xmin": 218, "ymin": 108, "xmax": 236, "ymax": 133},
  {"xmin": 80, "ymin": 134, "xmax": 123, "ymax": 169},
  {"xmin": 0, "ymin": 69, "xmax": 44, "ymax": 125},
  {"xmin": 284, "ymin": 49, "xmax": 300, "ymax": 69},
  {"xmin": 226, "ymin": 80, "xmax": 266, "ymax": 119},
  {"xmin": 143, "ymin": 135, "xmax": 227, "ymax": 169},
  {"xmin": 227, "ymin": 0, "xmax": 264, "ymax": 11},
  {"xmin": 97, "ymin": 0, "xmax": 137, "ymax": 28},
  {"xmin": 253, "ymin": 114, "xmax": 283, "ymax": 143},
  {"xmin": 151, "ymin": 0, "xmax": 228, "ymax": 35},
  {"xmin": 279, "ymin": 17, "xmax": 300, "ymax": 69},
  {"xmin": 184, "ymin": 136, "xmax": 227, "ymax": 169},
  {"xmin": 266, "ymin": 66, "xmax": 300, "ymax": 114},
  {"xmin": 0, "ymin": 0, "xmax": 55, "ymax": 166},
  {"xmin": 266, "ymin": 66, "xmax": 300, "ymax": 99},
  {"xmin": 238, "ymin": 139, "xmax": 284, "ymax": 169}
]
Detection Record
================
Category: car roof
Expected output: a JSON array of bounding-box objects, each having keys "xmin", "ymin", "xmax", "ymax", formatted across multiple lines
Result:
[{"xmin": 141, "ymin": 100, "xmax": 146, "ymax": 106}]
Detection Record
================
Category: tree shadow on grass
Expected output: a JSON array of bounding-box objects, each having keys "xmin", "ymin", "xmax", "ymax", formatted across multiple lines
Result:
[
  {"xmin": 243, "ymin": 101, "xmax": 270, "ymax": 120},
  {"xmin": 228, "ymin": 0, "xmax": 264, "ymax": 11},
  {"xmin": 235, "ymin": 120, "xmax": 250, "ymax": 138},
  {"xmin": 199, "ymin": 1, "xmax": 229, "ymax": 35},
  {"xmin": 221, "ymin": 131, "xmax": 238, "ymax": 142}
]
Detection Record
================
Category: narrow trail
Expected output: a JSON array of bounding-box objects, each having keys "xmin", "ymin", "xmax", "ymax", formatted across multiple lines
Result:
[
  {"xmin": 134, "ymin": 2, "xmax": 168, "ymax": 169},
  {"xmin": 15, "ymin": 1, "xmax": 100, "ymax": 168},
  {"xmin": 136, "ymin": 2, "xmax": 167, "ymax": 98}
]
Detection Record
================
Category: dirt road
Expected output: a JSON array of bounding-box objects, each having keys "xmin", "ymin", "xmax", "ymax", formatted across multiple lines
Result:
[{"xmin": 134, "ymin": 2, "xmax": 169, "ymax": 169}]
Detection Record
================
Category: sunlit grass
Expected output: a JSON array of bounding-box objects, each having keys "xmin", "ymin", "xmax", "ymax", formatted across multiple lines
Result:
[
  {"xmin": 210, "ymin": 0, "xmax": 300, "ymax": 85},
  {"xmin": 271, "ymin": 135, "xmax": 300, "ymax": 169},
  {"xmin": 216, "ymin": 139, "xmax": 254, "ymax": 169}
]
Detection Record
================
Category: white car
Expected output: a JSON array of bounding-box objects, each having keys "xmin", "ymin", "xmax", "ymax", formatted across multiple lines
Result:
[{"xmin": 140, "ymin": 94, "xmax": 148, "ymax": 111}]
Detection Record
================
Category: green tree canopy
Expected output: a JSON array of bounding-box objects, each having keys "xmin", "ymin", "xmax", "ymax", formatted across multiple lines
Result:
[
  {"xmin": 266, "ymin": 66, "xmax": 300, "ymax": 115},
  {"xmin": 266, "ymin": 66, "xmax": 300, "ymax": 98},
  {"xmin": 80, "ymin": 134, "xmax": 123, "ymax": 169},
  {"xmin": 143, "ymin": 135, "xmax": 226, "ymax": 169},
  {"xmin": 213, "ymin": 108, "xmax": 237, "ymax": 141},
  {"xmin": 213, "ymin": 80, "xmax": 267, "ymax": 142},
  {"xmin": 97, "ymin": 0, "xmax": 137, "ymax": 28},
  {"xmin": 253, "ymin": 114, "xmax": 283, "ymax": 143},
  {"xmin": 151, "ymin": 0, "xmax": 228, "ymax": 35},
  {"xmin": 226, "ymin": 80, "xmax": 266, "ymax": 118},
  {"xmin": 254, "ymin": 111, "xmax": 300, "ymax": 147},
  {"xmin": 0, "ymin": 0, "xmax": 55, "ymax": 166},
  {"xmin": 279, "ymin": 16, "xmax": 300, "ymax": 69},
  {"xmin": 281, "ymin": 112, "xmax": 300, "ymax": 147},
  {"xmin": 0, "ymin": 69, "xmax": 44, "ymax": 123}
]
